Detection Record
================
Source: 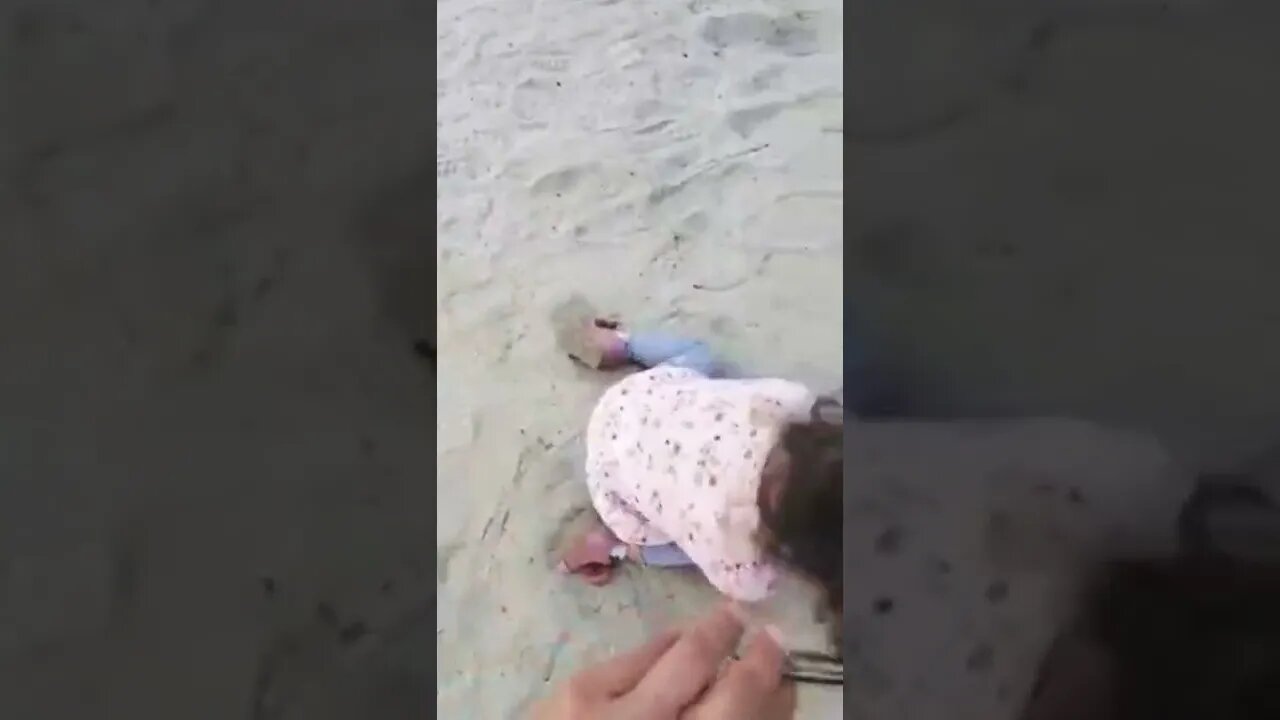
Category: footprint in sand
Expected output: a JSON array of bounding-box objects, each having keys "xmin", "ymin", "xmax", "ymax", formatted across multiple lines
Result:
[
  {"xmin": 531, "ymin": 165, "xmax": 589, "ymax": 195},
  {"xmin": 743, "ymin": 64, "xmax": 786, "ymax": 95},
  {"xmin": 699, "ymin": 12, "xmax": 820, "ymax": 57},
  {"xmin": 726, "ymin": 101, "xmax": 785, "ymax": 138},
  {"xmin": 510, "ymin": 78, "xmax": 553, "ymax": 126}
]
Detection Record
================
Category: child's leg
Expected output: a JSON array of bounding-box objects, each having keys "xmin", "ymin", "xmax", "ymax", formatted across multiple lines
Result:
[
  {"xmin": 609, "ymin": 541, "xmax": 697, "ymax": 568},
  {"xmin": 639, "ymin": 542, "xmax": 697, "ymax": 567},
  {"xmin": 625, "ymin": 331, "xmax": 727, "ymax": 378}
]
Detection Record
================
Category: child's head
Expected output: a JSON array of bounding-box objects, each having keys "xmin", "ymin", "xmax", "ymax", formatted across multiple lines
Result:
[{"xmin": 755, "ymin": 397, "xmax": 844, "ymax": 652}]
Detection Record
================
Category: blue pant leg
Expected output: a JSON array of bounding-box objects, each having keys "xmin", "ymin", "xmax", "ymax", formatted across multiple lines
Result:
[
  {"xmin": 626, "ymin": 331, "xmax": 725, "ymax": 377},
  {"xmin": 639, "ymin": 543, "xmax": 697, "ymax": 567}
]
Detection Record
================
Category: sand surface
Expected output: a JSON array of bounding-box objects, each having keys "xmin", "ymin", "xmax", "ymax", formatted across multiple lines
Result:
[{"xmin": 435, "ymin": 0, "xmax": 844, "ymax": 716}]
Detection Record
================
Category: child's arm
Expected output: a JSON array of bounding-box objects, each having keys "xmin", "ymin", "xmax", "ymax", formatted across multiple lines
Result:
[
  {"xmin": 622, "ymin": 534, "xmax": 777, "ymax": 599},
  {"xmin": 707, "ymin": 559, "xmax": 779, "ymax": 603},
  {"xmin": 590, "ymin": 488, "xmax": 668, "ymax": 547},
  {"xmin": 679, "ymin": 526, "xmax": 779, "ymax": 602},
  {"xmin": 752, "ymin": 380, "xmax": 821, "ymax": 424}
]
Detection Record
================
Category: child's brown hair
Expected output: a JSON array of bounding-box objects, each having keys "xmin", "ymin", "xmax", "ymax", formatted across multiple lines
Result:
[{"xmin": 756, "ymin": 397, "xmax": 844, "ymax": 654}]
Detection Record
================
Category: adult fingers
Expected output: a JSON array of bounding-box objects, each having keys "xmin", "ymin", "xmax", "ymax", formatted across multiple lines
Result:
[
  {"xmin": 684, "ymin": 627, "xmax": 797, "ymax": 719},
  {"xmin": 619, "ymin": 604, "xmax": 745, "ymax": 715},
  {"xmin": 574, "ymin": 628, "xmax": 681, "ymax": 698}
]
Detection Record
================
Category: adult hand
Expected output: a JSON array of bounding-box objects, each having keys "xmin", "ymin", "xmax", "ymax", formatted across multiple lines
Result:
[{"xmin": 530, "ymin": 604, "xmax": 796, "ymax": 719}]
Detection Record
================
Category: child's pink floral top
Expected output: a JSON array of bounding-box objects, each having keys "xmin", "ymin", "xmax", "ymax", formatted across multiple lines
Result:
[{"xmin": 585, "ymin": 366, "xmax": 817, "ymax": 601}]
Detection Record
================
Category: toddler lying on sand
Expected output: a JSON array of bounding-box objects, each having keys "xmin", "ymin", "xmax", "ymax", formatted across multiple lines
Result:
[{"xmin": 554, "ymin": 306, "xmax": 841, "ymax": 630}]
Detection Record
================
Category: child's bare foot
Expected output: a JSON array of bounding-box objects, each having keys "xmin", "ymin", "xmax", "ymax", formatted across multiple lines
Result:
[
  {"xmin": 581, "ymin": 321, "xmax": 629, "ymax": 370},
  {"xmin": 551, "ymin": 295, "xmax": 629, "ymax": 370},
  {"xmin": 558, "ymin": 520, "xmax": 622, "ymax": 586}
]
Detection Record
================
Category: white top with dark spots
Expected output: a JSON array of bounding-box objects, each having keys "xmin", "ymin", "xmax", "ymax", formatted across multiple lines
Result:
[{"xmin": 585, "ymin": 366, "xmax": 816, "ymax": 601}]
